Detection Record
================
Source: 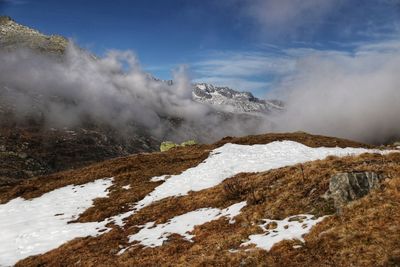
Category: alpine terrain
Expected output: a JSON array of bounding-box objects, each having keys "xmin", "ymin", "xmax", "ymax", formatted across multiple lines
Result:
[
  {"xmin": 1, "ymin": 4, "xmax": 400, "ymax": 267},
  {"xmin": 0, "ymin": 132, "xmax": 400, "ymax": 266}
]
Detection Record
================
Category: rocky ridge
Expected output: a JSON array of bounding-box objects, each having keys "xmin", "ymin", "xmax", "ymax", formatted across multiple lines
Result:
[
  {"xmin": 193, "ymin": 83, "xmax": 283, "ymax": 114},
  {"xmin": 0, "ymin": 16, "xmax": 67, "ymax": 54}
]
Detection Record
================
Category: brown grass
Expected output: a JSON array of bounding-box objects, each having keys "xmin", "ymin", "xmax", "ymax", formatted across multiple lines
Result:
[{"xmin": 3, "ymin": 132, "xmax": 399, "ymax": 267}]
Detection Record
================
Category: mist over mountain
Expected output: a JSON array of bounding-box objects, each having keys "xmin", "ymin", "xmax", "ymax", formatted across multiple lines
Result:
[
  {"xmin": 0, "ymin": 16, "xmax": 278, "ymax": 142},
  {"xmin": 0, "ymin": 17, "xmax": 282, "ymax": 182}
]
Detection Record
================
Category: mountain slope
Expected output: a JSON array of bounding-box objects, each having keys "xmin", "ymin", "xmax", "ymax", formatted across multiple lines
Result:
[
  {"xmin": 1, "ymin": 132, "xmax": 399, "ymax": 267},
  {"xmin": 0, "ymin": 16, "xmax": 67, "ymax": 54}
]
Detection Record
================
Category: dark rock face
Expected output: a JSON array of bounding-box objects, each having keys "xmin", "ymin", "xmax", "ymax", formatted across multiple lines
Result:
[
  {"xmin": 327, "ymin": 172, "xmax": 384, "ymax": 210},
  {"xmin": 0, "ymin": 126, "xmax": 159, "ymax": 186}
]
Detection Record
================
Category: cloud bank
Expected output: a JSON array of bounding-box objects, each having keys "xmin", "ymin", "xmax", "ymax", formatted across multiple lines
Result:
[
  {"xmin": 0, "ymin": 44, "xmax": 274, "ymax": 143},
  {"xmin": 270, "ymin": 41, "xmax": 400, "ymax": 143}
]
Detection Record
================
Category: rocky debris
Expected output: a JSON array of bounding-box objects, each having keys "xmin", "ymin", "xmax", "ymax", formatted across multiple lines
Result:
[{"xmin": 326, "ymin": 172, "xmax": 384, "ymax": 210}]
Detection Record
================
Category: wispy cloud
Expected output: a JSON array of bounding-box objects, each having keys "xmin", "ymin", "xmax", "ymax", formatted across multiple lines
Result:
[
  {"xmin": 195, "ymin": 52, "xmax": 294, "ymax": 77},
  {"xmin": 0, "ymin": 0, "xmax": 27, "ymax": 13},
  {"xmin": 1, "ymin": 0, "xmax": 27, "ymax": 6},
  {"xmin": 193, "ymin": 51, "xmax": 295, "ymax": 93},
  {"xmin": 240, "ymin": 0, "xmax": 340, "ymax": 38}
]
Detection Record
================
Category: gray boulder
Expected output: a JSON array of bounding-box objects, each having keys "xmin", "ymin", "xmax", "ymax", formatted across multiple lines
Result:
[{"xmin": 327, "ymin": 172, "xmax": 384, "ymax": 211}]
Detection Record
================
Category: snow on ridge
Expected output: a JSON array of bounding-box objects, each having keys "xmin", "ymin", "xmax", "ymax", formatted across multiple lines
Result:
[
  {"xmin": 241, "ymin": 214, "xmax": 327, "ymax": 251},
  {"xmin": 0, "ymin": 178, "xmax": 113, "ymax": 267},
  {"xmin": 127, "ymin": 201, "xmax": 247, "ymax": 248}
]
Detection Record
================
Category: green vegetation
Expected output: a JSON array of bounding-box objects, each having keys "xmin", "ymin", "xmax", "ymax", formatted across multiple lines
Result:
[{"xmin": 160, "ymin": 140, "xmax": 198, "ymax": 152}]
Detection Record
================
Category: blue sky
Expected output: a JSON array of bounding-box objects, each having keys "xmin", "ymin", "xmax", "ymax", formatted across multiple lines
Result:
[{"xmin": 1, "ymin": 0, "xmax": 400, "ymax": 96}]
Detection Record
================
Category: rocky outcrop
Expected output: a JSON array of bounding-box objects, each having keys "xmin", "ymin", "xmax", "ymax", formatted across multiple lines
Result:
[
  {"xmin": 326, "ymin": 172, "xmax": 384, "ymax": 210},
  {"xmin": 0, "ymin": 16, "xmax": 68, "ymax": 54}
]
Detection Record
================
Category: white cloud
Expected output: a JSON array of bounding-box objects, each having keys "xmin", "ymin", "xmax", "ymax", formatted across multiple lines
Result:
[
  {"xmin": 193, "ymin": 51, "xmax": 295, "ymax": 93},
  {"xmin": 271, "ymin": 39, "xmax": 400, "ymax": 143},
  {"xmin": 242, "ymin": 0, "xmax": 340, "ymax": 37},
  {"xmin": 195, "ymin": 52, "xmax": 294, "ymax": 77}
]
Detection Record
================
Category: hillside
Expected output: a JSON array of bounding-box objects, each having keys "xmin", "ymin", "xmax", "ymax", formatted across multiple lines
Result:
[
  {"xmin": 0, "ymin": 16, "xmax": 67, "ymax": 54},
  {"xmin": 1, "ymin": 132, "xmax": 399, "ymax": 267}
]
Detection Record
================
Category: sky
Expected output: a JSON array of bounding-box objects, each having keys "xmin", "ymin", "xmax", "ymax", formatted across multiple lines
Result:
[{"xmin": 1, "ymin": 0, "xmax": 400, "ymax": 97}]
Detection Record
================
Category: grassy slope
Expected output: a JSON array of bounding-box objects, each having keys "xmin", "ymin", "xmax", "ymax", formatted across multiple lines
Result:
[{"xmin": 2, "ymin": 132, "xmax": 399, "ymax": 266}]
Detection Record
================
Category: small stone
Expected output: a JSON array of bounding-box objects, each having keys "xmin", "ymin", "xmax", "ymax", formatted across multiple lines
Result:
[
  {"xmin": 288, "ymin": 215, "xmax": 307, "ymax": 223},
  {"xmin": 266, "ymin": 221, "xmax": 278, "ymax": 230}
]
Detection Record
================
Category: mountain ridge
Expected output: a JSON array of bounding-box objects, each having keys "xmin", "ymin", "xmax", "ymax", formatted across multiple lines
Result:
[{"xmin": 193, "ymin": 82, "xmax": 283, "ymax": 114}]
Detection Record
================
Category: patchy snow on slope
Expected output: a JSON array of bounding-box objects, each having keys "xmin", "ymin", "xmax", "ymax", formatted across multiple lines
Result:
[
  {"xmin": 0, "ymin": 178, "xmax": 113, "ymax": 267},
  {"xmin": 150, "ymin": 175, "xmax": 169, "ymax": 182},
  {"xmin": 122, "ymin": 184, "xmax": 131, "ymax": 190},
  {"xmin": 133, "ymin": 141, "xmax": 389, "ymax": 211},
  {"xmin": 110, "ymin": 141, "xmax": 393, "ymax": 227},
  {"xmin": 128, "ymin": 201, "xmax": 246, "ymax": 248},
  {"xmin": 241, "ymin": 214, "xmax": 326, "ymax": 251}
]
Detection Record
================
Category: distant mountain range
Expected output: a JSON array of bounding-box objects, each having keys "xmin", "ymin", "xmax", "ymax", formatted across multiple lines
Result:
[{"xmin": 193, "ymin": 83, "xmax": 283, "ymax": 114}]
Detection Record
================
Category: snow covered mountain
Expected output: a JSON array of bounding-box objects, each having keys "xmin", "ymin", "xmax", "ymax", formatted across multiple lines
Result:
[{"xmin": 193, "ymin": 83, "xmax": 283, "ymax": 114}]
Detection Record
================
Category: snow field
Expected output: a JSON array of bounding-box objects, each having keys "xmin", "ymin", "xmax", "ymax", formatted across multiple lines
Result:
[{"xmin": 0, "ymin": 178, "xmax": 113, "ymax": 266}]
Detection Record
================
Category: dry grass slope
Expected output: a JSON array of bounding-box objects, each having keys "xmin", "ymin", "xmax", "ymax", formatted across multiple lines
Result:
[{"xmin": 1, "ymin": 132, "xmax": 398, "ymax": 267}]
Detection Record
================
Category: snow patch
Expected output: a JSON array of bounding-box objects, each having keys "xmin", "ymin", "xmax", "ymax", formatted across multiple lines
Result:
[
  {"xmin": 127, "ymin": 201, "xmax": 246, "ymax": 248},
  {"xmin": 134, "ymin": 141, "xmax": 391, "ymax": 211},
  {"xmin": 0, "ymin": 178, "xmax": 113, "ymax": 267},
  {"xmin": 122, "ymin": 184, "xmax": 131, "ymax": 190},
  {"xmin": 241, "ymin": 214, "xmax": 326, "ymax": 251},
  {"xmin": 150, "ymin": 175, "xmax": 169, "ymax": 182}
]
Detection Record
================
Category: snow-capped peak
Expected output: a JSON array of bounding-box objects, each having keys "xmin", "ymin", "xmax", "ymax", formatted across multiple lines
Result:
[{"xmin": 192, "ymin": 83, "xmax": 283, "ymax": 114}]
